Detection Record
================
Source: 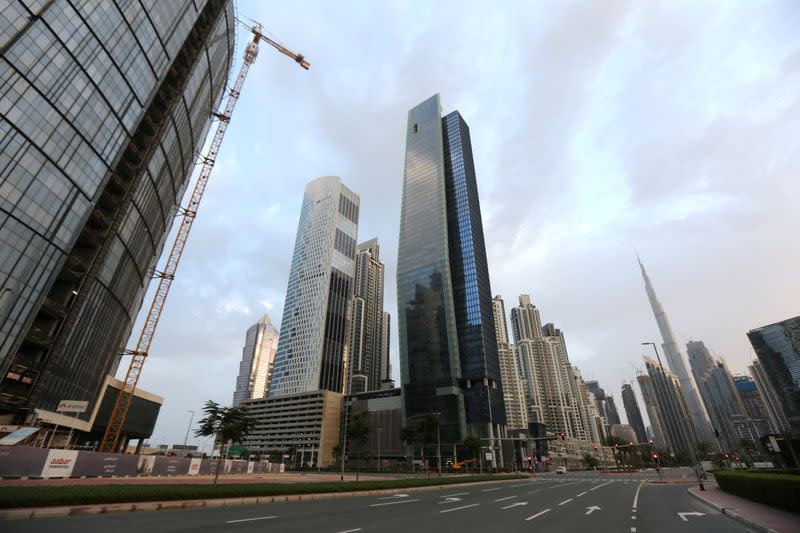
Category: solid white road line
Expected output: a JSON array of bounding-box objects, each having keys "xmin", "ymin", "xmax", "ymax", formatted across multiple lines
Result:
[
  {"xmin": 226, "ymin": 516, "xmax": 276, "ymax": 524},
  {"xmin": 559, "ymin": 498, "xmax": 573, "ymax": 506},
  {"xmin": 576, "ymin": 492, "xmax": 587, "ymax": 497},
  {"xmin": 632, "ymin": 481, "xmax": 644, "ymax": 511},
  {"xmin": 525, "ymin": 508, "xmax": 551, "ymax": 520},
  {"xmin": 590, "ymin": 480, "xmax": 615, "ymax": 491},
  {"xmin": 443, "ymin": 492, "xmax": 470, "ymax": 497},
  {"xmin": 495, "ymin": 495, "xmax": 517, "ymax": 502},
  {"xmin": 370, "ymin": 499, "xmax": 420, "ymax": 507},
  {"xmin": 440, "ymin": 504, "xmax": 479, "ymax": 513}
]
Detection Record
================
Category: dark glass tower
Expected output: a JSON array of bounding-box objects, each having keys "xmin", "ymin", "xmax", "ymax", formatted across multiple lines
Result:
[
  {"xmin": 747, "ymin": 316, "xmax": 800, "ymax": 429},
  {"xmin": 621, "ymin": 383, "xmax": 648, "ymax": 444},
  {"xmin": 397, "ymin": 94, "xmax": 505, "ymax": 454},
  {"xmin": 0, "ymin": 0, "xmax": 235, "ymax": 424}
]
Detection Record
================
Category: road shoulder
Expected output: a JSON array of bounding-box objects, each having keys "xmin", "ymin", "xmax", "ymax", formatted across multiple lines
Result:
[{"xmin": 688, "ymin": 483, "xmax": 799, "ymax": 533}]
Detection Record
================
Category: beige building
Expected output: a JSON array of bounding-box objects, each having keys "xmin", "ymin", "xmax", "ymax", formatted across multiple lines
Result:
[
  {"xmin": 242, "ymin": 390, "xmax": 342, "ymax": 468},
  {"xmin": 491, "ymin": 296, "xmax": 528, "ymax": 431}
]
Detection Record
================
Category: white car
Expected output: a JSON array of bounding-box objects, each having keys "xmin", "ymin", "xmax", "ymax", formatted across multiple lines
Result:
[{"xmin": 556, "ymin": 465, "xmax": 567, "ymax": 474}]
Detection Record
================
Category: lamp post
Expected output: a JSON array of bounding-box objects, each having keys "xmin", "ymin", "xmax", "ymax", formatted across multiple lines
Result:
[
  {"xmin": 433, "ymin": 412, "xmax": 442, "ymax": 479},
  {"xmin": 641, "ymin": 341, "xmax": 704, "ymax": 490},
  {"xmin": 182, "ymin": 410, "xmax": 194, "ymax": 457},
  {"xmin": 377, "ymin": 426, "xmax": 382, "ymax": 472}
]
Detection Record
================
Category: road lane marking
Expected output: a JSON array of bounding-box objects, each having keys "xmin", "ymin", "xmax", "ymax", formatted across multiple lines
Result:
[
  {"xmin": 576, "ymin": 491, "xmax": 587, "ymax": 497},
  {"xmin": 511, "ymin": 482, "xmax": 534, "ymax": 487},
  {"xmin": 632, "ymin": 481, "xmax": 644, "ymax": 510},
  {"xmin": 226, "ymin": 516, "xmax": 276, "ymax": 524},
  {"xmin": 631, "ymin": 528, "xmax": 636, "ymax": 532},
  {"xmin": 559, "ymin": 498, "xmax": 573, "ymax": 506},
  {"xmin": 525, "ymin": 508, "xmax": 551, "ymax": 520},
  {"xmin": 370, "ymin": 499, "xmax": 420, "ymax": 507},
  {"xmin": 501, "ymin": 502, "xmax": 528, "ymax": 510},
  {"xmin": 439, "ymin": 497, "xmax": 462, "ymax": 504},
  {"xmin": 527, "ymin": 489, "xmax": 542, "ymax": 495},
  {"xmin": 337, "ymin": 530, "xmax": 362, "ymax": 533},
  {"xmin": 585, "ymin": 506, "xmax": 601, "ymax": 515},
  {"xmin": 443, "ymin": 492, "xmax": 469, "ymax": 497},
  {"xmin": 440, "ymin": 503, "xmax": 479, "ymax": 513},
  {"xmin": 378, "ymin": 493, "xmax": 409, "ymax": 500},
  {"xmin": 590, "ymin": 481, "xmax": 614, "ymax": 491},
  {"xmin": 495, "ymin": 495, "xmax": 517, "ymax": 502},
  {"xmin": 481, "ymin": 487, "xmax": 502, "ymax": 492}
]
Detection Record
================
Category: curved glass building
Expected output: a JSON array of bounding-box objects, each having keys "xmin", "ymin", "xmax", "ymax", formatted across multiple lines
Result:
[{"xmin": 0, "ymin": 0, "xmax": 235, "ymax": 425}]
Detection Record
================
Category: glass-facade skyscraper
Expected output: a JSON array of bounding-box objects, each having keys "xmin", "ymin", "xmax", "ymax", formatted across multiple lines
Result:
[
  {"xmin": 748, "ymin": 316, "xmax": 800, "ymax": 429},
  {"xmin": 397, "ymin": 94, "xmax": 505, "ymax": 455},
  {"xmin": 232, "ymin": 314, "xmax": 279, "ymax": 406},
  {"xmin": 0, "ymin": 0, "xmax": 234, "ymax": 424},
  {"xmin": 269, "ymin": 176, "xmax": 360, "ymax": 397}
]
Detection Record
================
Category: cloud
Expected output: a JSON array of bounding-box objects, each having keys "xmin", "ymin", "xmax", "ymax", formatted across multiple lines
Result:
[{"xmin": 136, "ymin": 0, "xmax": 800, "ymax": 445}]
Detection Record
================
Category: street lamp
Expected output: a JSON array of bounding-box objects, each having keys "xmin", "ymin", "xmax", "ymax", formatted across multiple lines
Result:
[
  {"xmin": 377, "ymin": 426, "xmax": 382, "ymax": 473},
  {"xmin": 641, "ymin": 341, "xmax": 704, "ymax": 491},
  {"xmin": 182, "ymin": 410, "xmax": 194, "ymax": 457},
  {"xmin": 432, "ymin": 412, "xmax": 442, "ymax": 479}
]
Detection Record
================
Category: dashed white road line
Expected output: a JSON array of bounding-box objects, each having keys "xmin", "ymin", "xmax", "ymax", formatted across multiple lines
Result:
[
  {"xmin": 443, "ymin": 492, "xmax": 469, "ymax": 498},
  {"xmin": 632, "ymin": 481, "xmax": 644, "ymax": 511},
  {"xmin": 590, "ymin": 480, "xmax": 615, "ymax": 491},
  {"xmin": 527, "ymin": 489, "xmax": 542, "ymax": 495},
  {"xmin": 369, "ymin": 499, "xmax": 420, "ymax": 507},
  {"xmin": 440, "ymin": 503, "xmax": 479, "ymax": 513},
  {"xmin": 525, "ymin": 508, "xmax": 551, "ymax": 520},
  {"xmin": 576, "ymin": 491, "xmax": 587, "ymax": 497},
  {"xmin": 336, "ymin": 529, "xmax": 363, "ymax": 533},
  {"xmin": 559, "ymin": 498, "xmax": 573, "ymax": 506},
  {"xmin": 226, "ymin": 516, "xmax": 276, "ymax": 524},
  {"xmin": 481, "ymin": 487, "xmax": 503, "ymax": 492},
  {"xmin": 495, "ymin": 495, "xmax": 517, "ymax": 502},
  {"xmin": 511, "ymin": 482, "xmax": 534, "ymax": 487}
]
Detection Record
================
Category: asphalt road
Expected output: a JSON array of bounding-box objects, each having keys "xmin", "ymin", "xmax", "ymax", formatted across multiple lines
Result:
[{"xmin": 6, "ymin": 471, "xmax": 754, "ymax": 533}]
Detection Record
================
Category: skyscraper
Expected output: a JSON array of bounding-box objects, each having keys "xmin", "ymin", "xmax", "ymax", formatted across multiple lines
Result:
[
  {"xmin": 733, "ymin": 375, "xmax": 775, "ymax": 438},
  {"xmin": 621, "ymin": 383, "xmax": 648, "ymax": 444},
  {"xmin": 397, "ymin": 94, "xmax": 505, "ymax": 452},
  {"xmin": 571, "ymin": 366, "xmax": 604, "ymax": 444},
  {"xmin": 686, "ymin": 341, "xmax": 749, "ymax": 451},
  {"xmin": 512, "ymin": 295, "xmax": 584, "ymax": 440},
  {"xmin": 644, "ymin": 356, "xmax": 700, "ymax": 456},
  {"xmin": 637, "ymin": 374, "xmax": 669, "ymax": 450},
  {"xmin": 492, "ymin": 295, "xmax": 527, "ymax": 431},
  {"xmin": 232, "ymin": 314, "xmax": 279, "ymax": 406},
  {"xmin": 349, "ymin": 238, "xmax": 386, "ymax": 393},
  {"xmin": 638, "ymin": 257, "xmax": 714, "ymax": 443},
  {"xmin": 747, "ymin": 316, "xmax": 800, "ymax": 429},
  {"xmin": 380, "ymin": 311, "xmax": 392, "ymax": 386},
  {"xmin": 269, "ymin": 176, "xmax": 360, "ymax": 397},
  {"xmin": 0, "ymin": 1, "xmax": 235, "ymax": 424},
  {"xmin": 749, "ymin": 361, "xmax": 791, "ymax": 433},
  {"xmin": 604, "ymin": 395, "xmax": 622, "ymax": 426}
]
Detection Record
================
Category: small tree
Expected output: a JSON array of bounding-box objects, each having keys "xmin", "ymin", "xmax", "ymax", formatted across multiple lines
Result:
[
  {"xmin": 582, "ymin": 452, "xmax": 599, "ymax": 470},
  {"xmin": 195, "ymin": 400, "xmax": 256, "ymax": 485},
  {"xmin": 348, "ymin": 410, "xmax": 373, "ymax": 481},
  {"xmin": 696, "ymin": 441, "xmax": 712, "ymax": 459},
  {"xmin": 463, "ymin": 435, "xmax": 482, "ymax": 474}
]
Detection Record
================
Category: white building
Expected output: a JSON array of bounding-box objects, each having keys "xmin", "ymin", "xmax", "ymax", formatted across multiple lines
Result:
[
  {"xmin": 232, "ymin": 314, "xmax": 279, "ymax": 405},
  {"xmin": 268, "ymin": 176, "xmax": 360, "ymax": 396},
  {"xmin": 492, "ymin": 296, "xmax": 528, "ymax": 431}
]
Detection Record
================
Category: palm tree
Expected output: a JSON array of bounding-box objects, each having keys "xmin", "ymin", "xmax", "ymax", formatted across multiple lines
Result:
[{"xmin": 195, "ymin": 400, "xmax": 256, "ymax": 485}]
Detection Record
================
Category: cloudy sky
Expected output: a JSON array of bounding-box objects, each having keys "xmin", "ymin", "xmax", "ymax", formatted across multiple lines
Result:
[{"xmin": 133, "ymin": 0, "xmax": 800, "ymax": 447}]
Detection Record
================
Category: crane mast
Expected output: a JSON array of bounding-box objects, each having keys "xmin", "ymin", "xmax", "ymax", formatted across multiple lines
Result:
[{"xmin": 99, "ymin": 26, "xmax": 307, "ymax": 453}]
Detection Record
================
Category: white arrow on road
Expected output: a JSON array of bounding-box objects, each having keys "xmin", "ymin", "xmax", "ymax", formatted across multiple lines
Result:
[
  {"xmin": 678, "ymin": 512, "xmax": 706, "ymax": 521},
  {"xmin": 378, "ymin": 494, "xmax": 409, "ymax": 500},
  {"xmin": 501, "ymin": 502, "xmax": 528, "ymax": 510},
  {"xmin": 439, "ymin": 497, "xmax": 462, "ymax": 504},
  {"xmin": 585, "ymin": 506, "xmax": 601, "ymax": 515}
]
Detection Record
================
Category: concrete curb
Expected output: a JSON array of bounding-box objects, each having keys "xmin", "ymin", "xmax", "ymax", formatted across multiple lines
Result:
[
  {"xmin": 687, "ymin": 488, "xmax": 779, "ymax": 533},
  {"xmin": 0, "ymin": 477, "xmax": 522, "ymax": 520}
]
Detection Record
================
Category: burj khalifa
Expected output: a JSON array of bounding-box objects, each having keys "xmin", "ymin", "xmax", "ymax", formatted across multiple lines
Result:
[{"xmin": 638, "ymin": 257, "xmax": 715, "ymax": 445}]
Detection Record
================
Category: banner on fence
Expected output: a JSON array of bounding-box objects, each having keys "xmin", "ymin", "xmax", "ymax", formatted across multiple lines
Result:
[
  {"xmin": 0, "ymin": 446, "xmax": 47, "ymax": 477},
  {"xmin": 188, "ymin": 458, "xmax": 202, "ymax": 475},
  {"xmin": 41, "ymin": 449, "xmax": 78, "ymax": 478},
  {"xmin": 73, "ymin": 452, "xmax": 137, "ymax": 477}
]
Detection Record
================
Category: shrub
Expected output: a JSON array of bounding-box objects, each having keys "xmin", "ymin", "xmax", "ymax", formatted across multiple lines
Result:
[{"xmin": 713, "ymin": 471, "xmax": 800, "ymax": 514}]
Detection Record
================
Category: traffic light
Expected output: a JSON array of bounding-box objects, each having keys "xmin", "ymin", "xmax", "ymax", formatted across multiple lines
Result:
[
  {"xmin": 614, "ymin": 444, "xmax": 619, "ymax": 449},
  {"xmin": 648, "ymin": 439, "xmax": 653, "ymax": 445},
  {"xmin": 560, "ymin": 432, "xmax": 565, "ymax": 440}
]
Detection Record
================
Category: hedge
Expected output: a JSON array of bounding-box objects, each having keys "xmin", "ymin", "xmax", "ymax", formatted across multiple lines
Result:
[
  {"xmin": 713, "ymin": 470, "xmax": 800, "ymax": 514},
  {"xmin": 0, "ymin": 474, "xmax": 523, "ymax": 509}
]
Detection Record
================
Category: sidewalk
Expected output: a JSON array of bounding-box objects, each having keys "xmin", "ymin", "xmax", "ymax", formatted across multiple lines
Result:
[{"xmin": 688, "ymin": 481, "xmax": 800, "ymax": 533}]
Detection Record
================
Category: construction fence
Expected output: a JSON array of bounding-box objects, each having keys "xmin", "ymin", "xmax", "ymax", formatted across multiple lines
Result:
[{"xmin": 0, "ymin": 446, "xmax": 285, "ymax": 479}]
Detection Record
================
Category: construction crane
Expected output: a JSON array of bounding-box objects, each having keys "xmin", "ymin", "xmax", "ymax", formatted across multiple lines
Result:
[{"xmin": 99, "ymin": 22, "xmax": 309, "ymax": 453}]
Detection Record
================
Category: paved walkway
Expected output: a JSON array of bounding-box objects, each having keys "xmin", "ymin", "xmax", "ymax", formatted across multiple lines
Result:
[{"xmin": 689, "ymin": 481, "xmax": 800, "ymax": 533}]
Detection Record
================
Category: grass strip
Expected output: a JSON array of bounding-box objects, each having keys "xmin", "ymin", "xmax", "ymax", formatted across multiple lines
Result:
[{"xmin": 0, "ymin": 475, "xmax": 523, "ymax": 509}]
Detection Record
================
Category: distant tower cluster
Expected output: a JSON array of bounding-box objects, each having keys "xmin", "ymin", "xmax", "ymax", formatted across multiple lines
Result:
[{"xmin": 232, "ymin": 315, "xmax": 279, "ymax": 405}]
